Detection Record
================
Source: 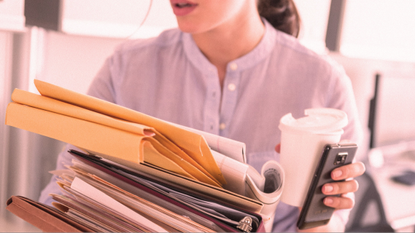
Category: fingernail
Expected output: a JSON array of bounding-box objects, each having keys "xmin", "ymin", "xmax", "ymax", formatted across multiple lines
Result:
[
  {"xmin": 324, "ymin": 197, "xmax": 333, "ymax": 205},
  {"xmin": 333, "ymin": 170, "xmax": 343, "ymax": 179},
  {"xmin": 324, "ymin": 184, "xmax": 334, "ymax": 193}
]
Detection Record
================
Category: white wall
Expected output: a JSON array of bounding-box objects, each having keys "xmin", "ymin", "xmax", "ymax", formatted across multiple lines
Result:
[
  {"xmin": 38, "ymin": 31, "xmax": 123, "ymax": 94},
  {"xmin": 294, "ymin": 0, "xmax": 331, "ymax": 53},
  {"xmin": 61, "ymin": 0, "xmax": 177, "ymax": 39},
  {"xmin": 341, "ymin": 0, "xmax": 415, "ymax": 62},
  {"xmin": 0, "ymin": 0, "xmax": 25, "ymax": 32}
]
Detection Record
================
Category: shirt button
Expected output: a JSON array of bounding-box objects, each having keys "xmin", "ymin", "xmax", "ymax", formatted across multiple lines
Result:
[
  {"xmin": 219, "ymin": 123, "xmax": 226, "ymax": 130},
  {"xmin": 229, "ymin": 63, "xmax": 238, "ymax": 71},
  {"xmin": 228, "ymin": 83, "xmax": 236, "ymax": 91}
]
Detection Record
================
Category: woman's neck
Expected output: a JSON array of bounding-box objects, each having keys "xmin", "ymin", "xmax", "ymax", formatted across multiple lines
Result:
[{"xmin": 192, "ymin": 10, "xmax": 265, "ymax": 87}]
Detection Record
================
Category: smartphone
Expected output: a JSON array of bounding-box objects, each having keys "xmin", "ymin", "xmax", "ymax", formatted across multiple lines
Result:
[{"xmin": 297, "ymin": 143, "xmax": 358, "ymax": 230}]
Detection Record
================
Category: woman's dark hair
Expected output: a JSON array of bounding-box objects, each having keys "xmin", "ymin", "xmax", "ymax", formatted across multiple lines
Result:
[{"xmin": 257, "ymin": 0, "xmax": 300, "ymax": 38}]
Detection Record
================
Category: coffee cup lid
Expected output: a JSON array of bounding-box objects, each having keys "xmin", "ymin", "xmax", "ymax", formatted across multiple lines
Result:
[{"xmin": 279, "ymin": 108, "xmax": 348, "ymax": 134}]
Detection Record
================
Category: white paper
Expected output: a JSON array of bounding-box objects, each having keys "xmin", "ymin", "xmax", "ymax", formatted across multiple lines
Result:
[
  {"xmin": 211, "ymin": 150, "xmax": 249, "ymax": 195},
  {"xmin": 245, "ymin": 161, "xmax": 285, "ymax": 232},
  {"xmin": 171, "ymin": 122, "xmax": 247, "ymax": 163},
  {"xmin": 70, "ymin": 177, "xmax": 167, "ymax": 232},
  {"xmin": 210, "ymin": 150, "xmax": 285, "ymax": 232},
  {"xmin": 70, "ymin": 159, "xmax": 224, "ymax": 232}
]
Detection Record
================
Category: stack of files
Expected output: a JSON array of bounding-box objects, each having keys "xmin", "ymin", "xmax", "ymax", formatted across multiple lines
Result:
[
  {"xmin": 8, "ymin": 148, "xmax": 265, "ymax": 232},
  {"xmin": 5, "ymin": 80, "xmax": 274, "ymax": 232}
]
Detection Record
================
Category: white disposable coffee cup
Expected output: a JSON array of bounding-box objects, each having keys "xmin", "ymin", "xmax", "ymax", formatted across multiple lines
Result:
[{"xmin": 278, "ymin": 108, "xmax": 348, "ymax": 207}]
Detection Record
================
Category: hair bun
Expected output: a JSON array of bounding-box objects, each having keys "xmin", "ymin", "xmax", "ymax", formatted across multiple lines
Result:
[{"xmin": 258, "ymin": 0, "xmax": 300, "ymax": 37}]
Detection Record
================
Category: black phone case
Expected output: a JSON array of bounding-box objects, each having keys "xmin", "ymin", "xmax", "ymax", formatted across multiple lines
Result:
[{"xmin": 297, "ymin": 143, "xmax": 358, "ymax": 230}]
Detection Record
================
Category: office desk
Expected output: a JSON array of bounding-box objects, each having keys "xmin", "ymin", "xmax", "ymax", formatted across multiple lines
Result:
[{"xmin": 369, "ymin": 144, "xmax": 415, "ymax": 231}]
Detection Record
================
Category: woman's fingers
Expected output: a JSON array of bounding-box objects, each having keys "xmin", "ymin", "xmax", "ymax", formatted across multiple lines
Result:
[
  {"xmin": 323, "ymin": 194, "xmax": 355, "ymax": 209},
  {"xmin": 275, "ymin": 144, "xmax": 365, "ymax": 211},
  {"xmin": 275, "ymin": 143, "xmax": 281, "ymax": 153},
  {"xmin": 322, "ymin": 180, "xmax": 359, "ymax": 195},
  {"xmin": 321, "ymin": 161, "xmax": 365, "ymax": 210},
  {"xmin": 331, "ymin": 162, "xmax": 366, "ymax": 180}
]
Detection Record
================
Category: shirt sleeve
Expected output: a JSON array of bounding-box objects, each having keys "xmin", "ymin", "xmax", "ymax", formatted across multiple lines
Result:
[
  {"xmin": 87, "ymin": 57, "xmax": 117, "ymax": 101},
  {"xmin": 326, "ymin": 61, "xmax": 364, "ymax": 147}
]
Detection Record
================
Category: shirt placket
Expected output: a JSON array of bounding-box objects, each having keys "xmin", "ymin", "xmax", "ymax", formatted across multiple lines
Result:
[
  {"xmin": 203, "ymin": 67, "xmax": 221, "ymax": 134},
  {"xmin": 219, "ymin": 62, "xmax": 240, "ymax": 137}
]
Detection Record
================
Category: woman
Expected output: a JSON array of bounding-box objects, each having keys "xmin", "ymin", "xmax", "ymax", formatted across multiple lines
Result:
[{"xmin": 40, "ymin": 0, "xmax": 365, "ymax": 231}]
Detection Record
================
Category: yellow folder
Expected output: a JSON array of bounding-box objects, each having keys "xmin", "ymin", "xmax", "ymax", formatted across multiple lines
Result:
[{"xmin": 5, "ymin": 80, "xmax": 226, "ymax": 187}]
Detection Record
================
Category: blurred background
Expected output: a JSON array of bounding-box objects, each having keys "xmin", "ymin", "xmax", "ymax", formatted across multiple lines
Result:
[{"xmin": 1, "ymin": 0, "xmax": 415, "ymax": 232}]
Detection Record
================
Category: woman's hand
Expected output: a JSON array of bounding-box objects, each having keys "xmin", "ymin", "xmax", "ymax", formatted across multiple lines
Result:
[
  {"xmin": 321, "ymin": 162, "xmax": 366, "ymax": 209},
  {"xmin": 298, "ymin": 162, "xmax": 366, "ymax": 232},
  {"xmin": 275, "ymin": 143, "xmax": 367, "ymax": 232},
  {"xmin": 275, "ymin": 143, "xmax": 365, "ymax": 209}
]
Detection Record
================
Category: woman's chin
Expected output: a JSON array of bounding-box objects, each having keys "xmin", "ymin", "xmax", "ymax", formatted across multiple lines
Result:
[{"xmin": 176, "ymin": 23, "xmax": 200, "ymax": 34}]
